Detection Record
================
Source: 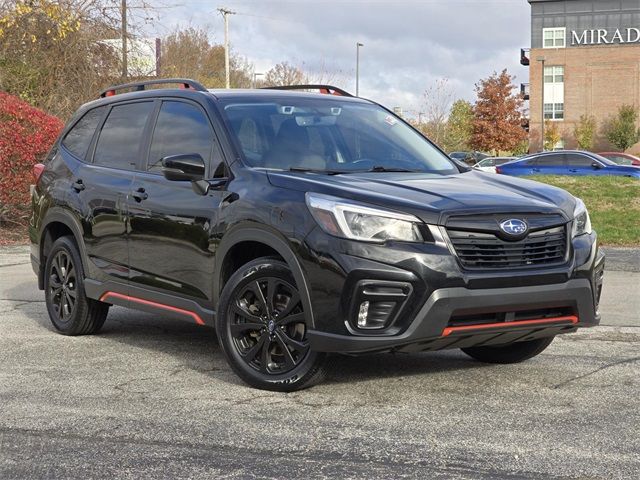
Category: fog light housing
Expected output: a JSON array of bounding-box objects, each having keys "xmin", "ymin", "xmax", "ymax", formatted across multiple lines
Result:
[
  {"xmin": 357, "ymin": 301, "xmax": 370, "ymax": 328},
  {"xmin": 349, "ymin": 280, "xmax": 412, "ymax": 332}
]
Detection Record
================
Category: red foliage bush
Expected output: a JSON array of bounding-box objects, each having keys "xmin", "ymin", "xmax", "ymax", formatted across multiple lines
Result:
[{"xmin": 0, "ymin": 92, "xmax": 64, "ymax": 220}]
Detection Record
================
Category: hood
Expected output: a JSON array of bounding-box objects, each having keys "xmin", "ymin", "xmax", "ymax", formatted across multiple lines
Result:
[{"xmin": 267, "ymin": 170, "xmax": 576, "ymax": 225}]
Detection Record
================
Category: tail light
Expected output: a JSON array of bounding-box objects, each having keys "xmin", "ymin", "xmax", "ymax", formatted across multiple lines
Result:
[
  {"xmin": 495, "ymin": 166, "xmax": 503, "ymax": 174},
  {"xmin": 33, "ymin": 163, "xmax": 45, "ymax": 183}
]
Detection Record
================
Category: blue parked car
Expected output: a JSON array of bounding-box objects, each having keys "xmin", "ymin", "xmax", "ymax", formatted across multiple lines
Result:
[{"xmin": 497, "ymin": 150, "xmax": 640, "ymax": 178}]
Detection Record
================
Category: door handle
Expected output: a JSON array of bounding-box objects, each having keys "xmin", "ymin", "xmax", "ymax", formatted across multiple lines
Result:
[
  {"xmin": 72, "ymin": 179, "xmax": 85, "ymax": 192},
  {"xmin": 131, "ymin": 187, "xmax": 148, "ymax": 202}
]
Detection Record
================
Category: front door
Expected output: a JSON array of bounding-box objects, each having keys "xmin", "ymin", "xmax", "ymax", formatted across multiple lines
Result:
[
  {"xmin": 566, "ymin": 153, "xmax": 604, "ymax": 176},
  {"xmin": 127, "ymin": 99, "xmax": 228, "ymax": 304}
]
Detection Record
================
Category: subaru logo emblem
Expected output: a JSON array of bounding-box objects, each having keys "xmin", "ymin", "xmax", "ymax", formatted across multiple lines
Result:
[{"xmin": 500, "ymin": 219, "xmax": 528, "ymax": 236}]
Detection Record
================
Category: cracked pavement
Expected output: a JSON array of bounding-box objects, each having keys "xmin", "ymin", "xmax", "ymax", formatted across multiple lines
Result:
[{"xmin": 0, "ymin": 246, "xmax": 639, "ymax": 479}]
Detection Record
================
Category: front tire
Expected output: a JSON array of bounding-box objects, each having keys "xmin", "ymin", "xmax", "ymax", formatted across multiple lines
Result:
[
  {"xmin": 44, "ymin": 236, "xmax": 109, "ymax": 335},
  {"xmin": 461, "ymin": 336, "xmax": 555, "ymax": 364},
  {"xmin": 216, "ymin": 257, "xmax": 328, "ymax": 391}
]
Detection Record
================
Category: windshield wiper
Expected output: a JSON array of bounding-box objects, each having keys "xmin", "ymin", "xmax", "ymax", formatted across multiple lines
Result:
[
  {"xmin": 367, "ymin": 166, "xmax": 422, "ymax": 173},
  {"xmin": 288, "ymin": 167, "xmax": 348, "ymax": 175}
]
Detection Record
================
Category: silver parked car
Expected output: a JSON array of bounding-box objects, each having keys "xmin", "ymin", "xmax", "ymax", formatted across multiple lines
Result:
[{"xmin": 473, "ymin": 157, "xmax": 516, "ymax": 174}]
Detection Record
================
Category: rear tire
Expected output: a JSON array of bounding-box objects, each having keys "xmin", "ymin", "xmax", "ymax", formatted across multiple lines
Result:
[
  {"xmin": 44, "ymin": 236, "xmax": 109, "ymax": 335},
  {"xmin": 461, "ymin": 336, "xmax": 555, "ymax": 364},
  {"xmin": 216, "ymin": 257, "xmax": 329, "ymax": 392}
]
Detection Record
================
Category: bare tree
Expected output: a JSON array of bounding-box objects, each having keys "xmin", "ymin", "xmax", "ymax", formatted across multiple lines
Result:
[
  {"xmin": 300, "ymin": 58, "xmax": 348, "ymax": 87},
  {"xmin": 420, "ymin": 78, "xmax": 455, "ymax": 148},
  {"xmin": 264, "ymin": 62, "xmax": 305, "ymax": 86}
]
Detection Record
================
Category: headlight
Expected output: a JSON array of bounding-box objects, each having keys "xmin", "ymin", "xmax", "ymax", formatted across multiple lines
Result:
[
  {"xmin": 306, "ymin": 193, "xmax": 423, "ymax": 243},
  {"xmin": 572, "ymin": 198, "xmax": 592, "ymax": 237}
]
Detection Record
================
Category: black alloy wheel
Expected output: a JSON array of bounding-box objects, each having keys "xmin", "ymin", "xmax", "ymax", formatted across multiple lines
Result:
[
  {"xmin": 44, "ymin": 236, "xmax": 109, "ymax": 335},
  {"xmin": 216, "ymin": 257, "xmax": 329, "ymax": 391},
  {"xmin": 48, "ymin": 250, "xmax": 77, "ymax": 322},
  {"xmin": 230, "ymin": 276, "xmax": 309, "ymax": 374}
]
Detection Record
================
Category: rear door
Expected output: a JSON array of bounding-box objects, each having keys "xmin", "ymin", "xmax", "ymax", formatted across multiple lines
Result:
[
  {"xmin": 530, "ymin": 153, "xmax": 566, "ymax": 175},
  {"xmin": 74, "ymin": 100, "xmax": 155, "ymax": 284},
  {"xmin": 127, "ymin": 99, "xmax": 228, "ymax": 303}
]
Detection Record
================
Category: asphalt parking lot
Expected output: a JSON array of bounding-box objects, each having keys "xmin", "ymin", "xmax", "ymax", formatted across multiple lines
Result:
[{"xmin": 1, "ymin": 245, "xmax": 638, "ymax": 479}]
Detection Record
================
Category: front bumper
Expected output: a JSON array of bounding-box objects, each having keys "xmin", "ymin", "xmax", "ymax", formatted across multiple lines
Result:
[
  {"xmin": 308, "ymin": 277, "xmax": 599, "ymax": 353},
  {"xmin": 302, "ymin": 228, "xmax": 605, "ymax": 354}
]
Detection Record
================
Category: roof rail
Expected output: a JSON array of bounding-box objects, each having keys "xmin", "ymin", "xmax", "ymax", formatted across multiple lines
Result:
[
  {"xmin": 261, "ymin": 84, "xmax": 354, "ymax": 97},
  {"xmin": 99, "ymin": 78, "xmax": 207, "ymax": 98}
]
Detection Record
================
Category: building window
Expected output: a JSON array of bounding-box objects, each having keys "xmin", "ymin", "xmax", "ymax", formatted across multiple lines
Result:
[
  {"xmin": 543, "ymin": 27, "xmax": 566, "ymax": 48},
  {"xmin": 544, "ymin": 103, "xmax": 564, "ymax": 120},
  {"xmin": 544, "ymin": 66, "xmax": 564, "ymax": 84}
]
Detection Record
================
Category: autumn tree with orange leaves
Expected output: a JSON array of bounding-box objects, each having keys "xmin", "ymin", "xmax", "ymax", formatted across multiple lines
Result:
[{"xmin": 471, "ymin": 69, "xmax": 527, "ymax": 154}]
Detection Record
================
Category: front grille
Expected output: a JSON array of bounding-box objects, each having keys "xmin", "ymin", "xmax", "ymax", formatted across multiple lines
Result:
[{"xmin": 447, "ymin": 226, "xmax": 568, "ymax": 269}]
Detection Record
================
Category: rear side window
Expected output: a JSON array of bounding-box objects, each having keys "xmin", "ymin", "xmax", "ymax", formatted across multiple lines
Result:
[
  {"xmin": 529, "ymin": 154, "xmax": 564, "ymax": 166},
  {"xmin": 93, "ymin": 102, "xmax": 154, "ymax": 170},
  {"xmin": 62, "ymin": 106, "xmax": 106, "ymax": 160},
  {"xmin": 147, "ymin": 101, "xmax": 214, "ymax": 173}
]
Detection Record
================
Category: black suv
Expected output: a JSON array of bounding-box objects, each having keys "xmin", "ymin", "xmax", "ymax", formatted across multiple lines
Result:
[{"xmin": 30, "ymin": 79, "xmax": 605, "ymax": 391}]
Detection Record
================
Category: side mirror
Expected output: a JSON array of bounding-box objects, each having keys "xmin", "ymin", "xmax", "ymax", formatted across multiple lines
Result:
[
  {"xmin": 591, "ymin": 162, "xmax": 602, "ymax": 170},
  {"xmin": 162, "ymin": 154, "xmax": 206, "ymax": 182}
]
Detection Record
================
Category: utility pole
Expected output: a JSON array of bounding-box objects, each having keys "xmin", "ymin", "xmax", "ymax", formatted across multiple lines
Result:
[
  {"xmin": 218, "ymin": 7, "xmax": 236, "ymax": 89},
  {"xmin": 121, "ymin": 0, "xmax": 127, "ymax": 79},
  {"xmin": 537, "ymin": 57, "xmax": 546, "ymax": 151},
  {"xmin": 356, "ymin": 42, "xmax": 363, "ymax": 96}
]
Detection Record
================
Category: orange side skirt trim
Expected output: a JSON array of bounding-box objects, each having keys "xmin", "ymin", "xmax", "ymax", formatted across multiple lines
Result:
[{"xmin": 99, "ymin": 292, "xmax": 206, "ymax": 326}]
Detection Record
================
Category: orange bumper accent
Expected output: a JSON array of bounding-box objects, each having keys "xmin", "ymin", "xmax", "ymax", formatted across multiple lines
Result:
[{"xmin": 441, "ymin": 315, "xmax": 578, "ymax": 337}]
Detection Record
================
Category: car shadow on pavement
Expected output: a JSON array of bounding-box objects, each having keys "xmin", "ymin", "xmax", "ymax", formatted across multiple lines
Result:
[{"xmin": 16, "ymin": 295, "xmax": 484, "ymax": 389}]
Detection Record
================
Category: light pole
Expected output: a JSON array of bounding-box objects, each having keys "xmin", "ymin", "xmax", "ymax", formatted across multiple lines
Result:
[
  {"xmin": 356, "ymin": 42, "xmax": 364, "ymax": 96},
  {"xmin": 537, "ymin": 57, "xmax": 546, "ymax": 151}
]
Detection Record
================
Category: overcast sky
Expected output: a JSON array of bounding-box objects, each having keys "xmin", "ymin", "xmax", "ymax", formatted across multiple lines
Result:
[{"xmin": 148, "ymin": 0, "xmax": 531, "ymax": 116}]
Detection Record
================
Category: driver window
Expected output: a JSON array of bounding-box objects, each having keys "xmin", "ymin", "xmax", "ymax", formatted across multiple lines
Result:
[{"xmin": 147, "ymin": 101, "xmax": 214, "ymax": 174}]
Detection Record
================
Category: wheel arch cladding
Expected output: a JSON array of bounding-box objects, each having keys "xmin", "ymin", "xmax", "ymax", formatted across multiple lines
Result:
[
  {"xmin": 39, "ymin": 209, "xmax": 89, "ymax": 290},
  {"xmin": 215, "ymin": 225, "xmax": 316, "ymax": 329}
]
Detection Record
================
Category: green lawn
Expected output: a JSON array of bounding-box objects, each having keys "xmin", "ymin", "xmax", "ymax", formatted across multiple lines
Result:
[{"xmin": 525, "ymin": 176, "xmax": 640, "ymax": 246}]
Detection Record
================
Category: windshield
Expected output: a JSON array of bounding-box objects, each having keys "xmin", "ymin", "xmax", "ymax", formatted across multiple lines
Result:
[{"xmin": 220, "ymin": 97, "xmax": 458, "ymax": 175}]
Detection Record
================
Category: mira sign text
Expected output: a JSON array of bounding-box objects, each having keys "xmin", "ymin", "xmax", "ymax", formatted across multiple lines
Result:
[{"xmin": 571, "ymin": 28, "xmax": 640, "ymax": 45}]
